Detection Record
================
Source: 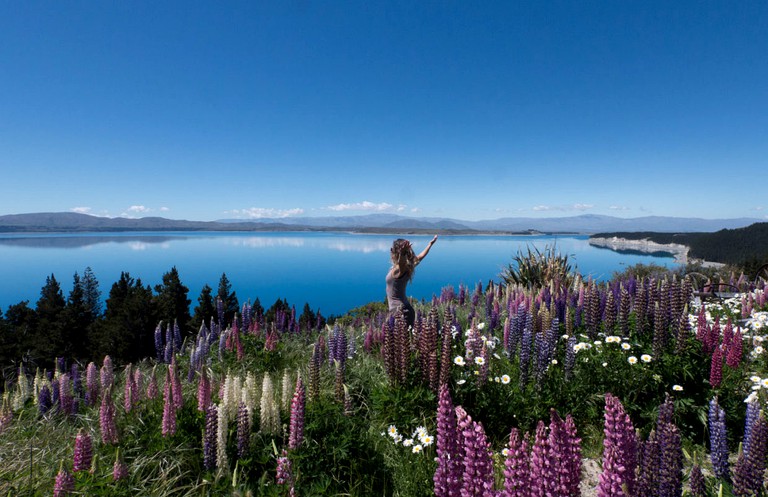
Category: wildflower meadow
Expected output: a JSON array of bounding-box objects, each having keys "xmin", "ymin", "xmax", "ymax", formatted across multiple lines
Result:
[{"xmin": 1, "ymin": 264, "xmax": 768, "ymax": 496}]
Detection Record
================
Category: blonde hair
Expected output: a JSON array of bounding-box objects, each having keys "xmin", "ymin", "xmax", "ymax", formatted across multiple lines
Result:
[{"xmin": 391, "ymin": 238, "xmax": 418, "ymax": 281}]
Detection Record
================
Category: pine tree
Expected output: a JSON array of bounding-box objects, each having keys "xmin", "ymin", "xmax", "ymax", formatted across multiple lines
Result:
[
  {"xmin": 193, "ymin": 284, "xmax": 216, "ymax": 329},
  {"xmin": 216, "ymin": 273, "xmax": 239, "ymax": 325},
  {"xmin": 154, "ymin": 266, "xmax": 191, "ymax": 337},
  {"xmin": 82, "ymin": 266, "xmax": 102, "ymax": 318}
]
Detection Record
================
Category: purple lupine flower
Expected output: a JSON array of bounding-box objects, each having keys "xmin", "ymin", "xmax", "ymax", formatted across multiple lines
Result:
[
  {"xmin": 597, "ymin": 393, "xmax": 638, "ymax": 497},
  {"xmin": 743, "ymin": 398, "xmax": 760, "ymax": 458},
  {"xmin": 636, "ymin": 433, "xmax": 659, "ymax": 496},
  {"xmin": 38, "ymin": 384, "xmax": 52, "ymax": 415},
  {"xmin": 113, "ymin": 454, "xmax": 128, "ymax": 481},
  {"xmin": 710, "ymin": 344, "xmax": 724, "ymax": 388},
  {"xmin": 85, "ymin": 362, "xmax": 99, "ymax": 407},
  {"xmin": 161, "ymin": 369, "xmax": 176, "ymax": 437},
  {"xmin": 530, "ymin": 420, "xmax": 552, "ymax": 497},
  {"xmin": 689, "ymin": 463, "xmax": 705, "ymax": 497},
  {"xmin": 73, "ymin": 429, "xmax": 93, "ymax": 472},
  {"xmin": 51, "ymin": 378, "xmax": 60, "ymax": 411},
  {"xmin": 519, "ymin": 320, "xmax": 533, "ymax": 389},
  {"xmin": 53, "ymin": 463, "xmax": 75, "ymax": 497},
  {"xmin": 237, "ymin": 401, "xmax": 250, "ymax": 458},
  {"xmin": 457, "ymin": 406, "xmax": 494, "ymax": 497},
  {"xmin": 288, "ymin": 376, "xmax": 305, "ymax": 450},
  {"xmin": 564, "ymin": 336, "xmax": 577, "ymax": 382},
  {"xmin": 733, "ymin": 411, "xmax": 768, "ymax": 496},
  {"xmin": 276, "ymin": 449, "xmax": 293, "ymax": 486},
  {"xmin": 154, "ymin": 322, "xmax": 164, "ymax": 362},
  {"xmin": 552, "ymin": 411, "xmax": 582, "ymax": 497},
  {"xmin": 434, "ymin": 385, "xmax": 462, "ymax": 497},
  {"xmin": 503, "ymin": 428, "xmax": 530, "ymax": 497},
  {"xmin": 100, "ymin": 355, "xmax": 114, "ymax": 390},
  {"xmin": 708, "ymin": 397, "xmax": 730, "ymax": 481},
  {"xmin": 173, "ymin": 319, "xmax": 181, "ymax": 352},
  {"xmin": 99, "ymin": 388, "xmax": 118, "ymax": 444},
  {"xmin": 655, "ymin": 399, "xmax": 682, "ymax": 497},
  {"xmin": 203, "ymin": 404, "xmax": 218, "ymax": 470}
]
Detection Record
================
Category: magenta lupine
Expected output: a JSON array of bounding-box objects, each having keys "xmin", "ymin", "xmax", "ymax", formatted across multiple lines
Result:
[
  {"xmin": 288, "ymin": 376, "xmax": 305, "ymax": 450},
  {"xmin": 530, "ymin": 420, "xmax": 553, "ymax": 497},
  {"xmin": 162, "ymin": 369, "xmax": 177, "ymax": 437},
  {"xmin": 550, "ymin": 411, "xmax": 581, "ymax": 497},
  {"xmin": 113, "ymin": 455, "xmax": 128, "ymax": 481},
  {"xmin": 276, "ymin": 449, "xmax": 293, "ymax": 486},
  {"xmin": 503, "ymin": 429, "xmax": 530, "ymax": 497},
  {"xmin": 197, "ymin": 369, "xmax": 211, "ymax": 411},
  {"xmin": 146, "ymin": 366, "xmax": 159, "ymax": 400},
  {"xmin": 53, "ymin": 462, "xmax": 75, "ymax": 497},
  {"xmin": 170, "ymin": 357, "xmax": 183, "ymax": 409},
  {"xmin": 85, "ymin": 362, "xmax": 99, "ymax": 406},
  {"xmin": 123, "ymin": 364, "xmax": 134, "ymax": 412},
  {"xmin": 72, "ymin": 429, "xmax": 93, "ymax": 473},
  {"xmin": 710, "ymin": 344, "xmax": 724, "ymax": 388},
  {"xmin": 597, "ymin": 393, "xmax": 638, "ymax": 497},
  {"xmin": 435, "ymin": 385, "xmax": 462, "ymax": 497},
  {"xmin": 99, "ymin": 389, "xmax": 118, "ymax": 444},
  {"xmin": 203, "ymin": 404, "xmax": 218, "ymax": 470},
  {"xmin": 726, "ymin": 328, "xmax": 743, "ymax": 368},
  {"xmin": 457, "ymin": 406, "xmax": 494, "ymax": 497}
]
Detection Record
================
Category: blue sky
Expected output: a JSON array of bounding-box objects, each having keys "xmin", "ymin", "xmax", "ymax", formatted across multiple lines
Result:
[{"xmin": 1, "ymin": 1, "xmax": 766, "ymax": 222}]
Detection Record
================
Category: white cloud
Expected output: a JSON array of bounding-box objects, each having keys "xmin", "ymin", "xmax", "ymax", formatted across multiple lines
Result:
[
  {"xmin": 71, "ymin": 207, "xmax": 92, "ymax": 214},
  {"xmin": 751, "ymin": 206, "xmax": 765, "ymax": 211},
  {"xmin": 127, "ymin": 205, "xmax": 151, "ymax": 213},
  {"xmin": 572, "ymin": 203, "xmax": 594, "ymax": 211},
  {"xmin": 410, "ymin": 207, "xmax": 422, "ymax": 214},
  {"xmin": 228, "ymin": 207, "xmax": 304, "ymax": 219},
  {"xmin": 159, "ymin": 206, "xmax": 170, "ymax": 212},
  {"xmin": 533, "ymin": 203, "xmax": 594, "ymax": 212},
  {"xmin": 609, "ymin": 205, "xmax": 630, "ymax": 211},
  {"xmin": 326, "ymin": 201, "xmax": 399, "ymax": 212}
]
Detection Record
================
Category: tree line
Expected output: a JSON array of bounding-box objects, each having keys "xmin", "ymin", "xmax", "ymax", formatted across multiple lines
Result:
[
  {"xmin": 0, "ymin": 267, "xmax": 324, "ymax": 389},
  {"xmin": 592, "ymin": 222, "xmax": 768, "ymax": 276}
]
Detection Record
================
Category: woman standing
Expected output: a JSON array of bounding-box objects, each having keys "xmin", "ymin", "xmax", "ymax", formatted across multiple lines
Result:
[{"xmin": 385, "ymin": 235, "xmax": 438, "ymax": 328}]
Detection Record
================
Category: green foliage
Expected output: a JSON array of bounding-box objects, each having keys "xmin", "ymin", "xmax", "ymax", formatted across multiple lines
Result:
[{"xmin": 501, "ymin": 244, "xmax": 576, "ymax": 289}]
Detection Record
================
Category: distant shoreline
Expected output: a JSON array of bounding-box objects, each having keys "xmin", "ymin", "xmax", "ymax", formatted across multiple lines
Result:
[{"xmin": 588, "ymin": 236, "xmax": 725, "ymax": 268}]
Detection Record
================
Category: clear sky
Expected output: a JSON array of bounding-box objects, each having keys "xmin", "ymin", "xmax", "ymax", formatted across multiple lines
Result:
[{"xmin": 1, "ymin": 1, "xmax": 766, "ymax": 222}]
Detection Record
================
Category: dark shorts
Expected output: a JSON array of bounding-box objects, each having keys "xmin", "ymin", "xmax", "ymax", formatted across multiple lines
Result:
[{"xmin": 389, "ymin": 303, "xmax": 415, "ymax": 329}]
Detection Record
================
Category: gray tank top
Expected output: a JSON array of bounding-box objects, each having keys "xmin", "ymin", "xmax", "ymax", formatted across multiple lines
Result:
[{"xmin": 385, "ymin": 268, "xmax": 411, "ymax": 311}]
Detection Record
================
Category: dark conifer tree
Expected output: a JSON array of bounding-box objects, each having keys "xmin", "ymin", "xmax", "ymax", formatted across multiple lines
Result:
[
  {"xmin": 82, "ymin": 266, "xmax": 102, "ymax": 318},
  {"xmin": 35, "ymin": 274, "xmax": 67, "ymax": 362},
  {"xmin": 154, "ymin": 266, "xmax": 191, "ymax": 337},
  {"xmin": 216, "ymin": 273, "xmax": 239, "ymax": 325},
  {"xmin": 193, "ymin": 284, "xmax": 216, "ymax": 329},
  {"xmin": 64, "ymin": 272, "xmax": 93, "ymax": 360},
  {"xmin": 98, "ymin": 272, "xmax": 157, "ymax": 363}
]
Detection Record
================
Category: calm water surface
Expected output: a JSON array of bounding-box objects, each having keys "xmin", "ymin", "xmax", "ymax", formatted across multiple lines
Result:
[{"xmin": 0, "ymin": 232, "xmax": 678, "ymax": 316}]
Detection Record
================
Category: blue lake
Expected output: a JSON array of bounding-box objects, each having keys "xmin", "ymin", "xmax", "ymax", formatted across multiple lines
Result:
[{"xmin": 0, "ymin": 232, "xmax": 678, "ymax": 316}]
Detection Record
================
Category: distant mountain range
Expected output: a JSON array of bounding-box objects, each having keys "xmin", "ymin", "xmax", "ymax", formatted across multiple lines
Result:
[{"xmin": 0, "ymin": 211, "xmax": 762, "ymax": 234}]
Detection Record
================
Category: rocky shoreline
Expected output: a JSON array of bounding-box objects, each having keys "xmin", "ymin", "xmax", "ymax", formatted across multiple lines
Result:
[{"xmin": 589, "ymin": 236, "xmax": 691, "ymax": 264}]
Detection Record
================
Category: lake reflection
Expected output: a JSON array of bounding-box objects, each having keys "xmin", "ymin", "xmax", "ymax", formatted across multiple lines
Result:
[{"xmin": 0, "ymin": 232, "xmax": 678, "ymax": 316}]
